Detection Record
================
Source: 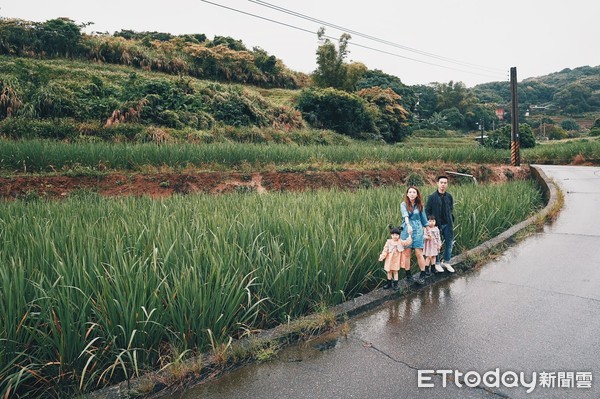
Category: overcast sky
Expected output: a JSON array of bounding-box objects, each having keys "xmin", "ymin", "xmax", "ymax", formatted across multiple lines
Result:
[{"xmin": 2, "ymin": 0, "xmax": 599, "ymax": 87}]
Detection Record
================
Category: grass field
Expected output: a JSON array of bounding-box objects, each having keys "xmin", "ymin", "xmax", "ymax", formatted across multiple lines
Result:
[
  {"xmin": 0, "ymin": 181, "xmax": 543, "ymax": 397},
  {"xmin": 1, "ymin": 137, "xmax": 598, "ymax": 175}
]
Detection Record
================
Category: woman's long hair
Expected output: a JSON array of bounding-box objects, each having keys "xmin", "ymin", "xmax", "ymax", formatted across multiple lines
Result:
[{"xmin": 404, "ymin": 186, "xmax": 423, "ymax": 213}]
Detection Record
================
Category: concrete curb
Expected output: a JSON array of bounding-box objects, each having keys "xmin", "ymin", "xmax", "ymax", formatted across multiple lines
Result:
[{"xmin": 85, "ymin": 165, "xmax": 559, "ymax": 399}]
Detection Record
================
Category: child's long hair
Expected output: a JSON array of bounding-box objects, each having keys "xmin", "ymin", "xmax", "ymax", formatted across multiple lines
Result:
[{"xmin": 404, "ymin": 186, "xmax": 424, "ymax": 213}]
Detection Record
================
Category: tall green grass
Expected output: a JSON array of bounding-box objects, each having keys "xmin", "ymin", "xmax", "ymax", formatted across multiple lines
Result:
[
  {"xmin": 1, "ymin": 138, "xmax": 598, "ymax": 174},
  {"xmin": 0, "ymin": 181, "xmax": 542, "ymax": 396},
  {"xmin": 0, "ymin": 139, "xmax": 508, "ymax": 173},
  {"xmin": 523, "ymin": 138, "xmax": 600, "ymax": 164}
]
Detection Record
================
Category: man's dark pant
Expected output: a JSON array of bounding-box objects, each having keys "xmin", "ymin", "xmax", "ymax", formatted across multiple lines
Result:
[{"xmin": 437, "ymin": 223, "xmax": 454, "ymax": 263}]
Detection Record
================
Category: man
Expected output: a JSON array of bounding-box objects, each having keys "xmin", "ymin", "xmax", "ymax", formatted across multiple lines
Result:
[{"xmin": 425, "ymin": 175, "xmax": 455, "ymax": 273}]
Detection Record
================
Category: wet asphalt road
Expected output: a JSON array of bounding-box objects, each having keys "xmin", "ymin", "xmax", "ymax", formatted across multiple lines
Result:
[{"xmin": 169, "ymin": 165, "xmax": 600, "ymax": 399}]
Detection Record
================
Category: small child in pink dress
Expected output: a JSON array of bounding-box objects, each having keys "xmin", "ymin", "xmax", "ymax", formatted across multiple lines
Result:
[
  {"xmin": 379, "ymin": 226, "xmax": 413, "ymax": 290},
  {"xmin": 423, "ymin": 215, "xmax": 442, "ymax": 275}
]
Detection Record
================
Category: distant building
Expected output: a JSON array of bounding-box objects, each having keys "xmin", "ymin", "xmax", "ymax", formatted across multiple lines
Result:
[
  {"xmin": 495, "ymin": 107, "xmax": 505, "ymax": 120},
  {"xmin": 528, "ymin": 104, "xmax": 552, "ymax": 115}
]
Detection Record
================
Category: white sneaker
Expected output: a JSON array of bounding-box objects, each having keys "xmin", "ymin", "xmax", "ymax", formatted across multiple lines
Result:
[
  {"xmin": 434, "ymin": 263, "xmax": 444, "ymax": 273},
  {"xmin": 442, "ymin": 262, "xmax": 455, "ymax": 273}
]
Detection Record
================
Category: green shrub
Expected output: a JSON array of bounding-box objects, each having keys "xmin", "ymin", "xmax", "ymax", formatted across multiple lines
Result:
[
  {"xmin": 29, "ymin": 81, "xmax": 78, "ymax": 118},
  {"xmin": 157, "ymin": 109, "xmax": 185, "ymax": 129},
  {"xmin": 405, "ymin": 173, "xmax": 424, "ymax": 187},
  {"xmin": 560, "ymin": 119, "xmax": 580, "ymax": 131},
  {"xmin": 270, "ymin": 105, "xmax": 306, "ymax": 131},
  {"xmin": 206, "ymin": 85, "xmax": 271, "ymax": 127},
  {"xmin": 181, "ymin": 128, "xmax": 223, "ymax": 144},
  {"xmin": 589, "ymin": 127, "xmax": 600, "ymax": 137},
  {"xmin": 547, "ymin": 126, "xmax": 568, "ymax": 140},
  {"xmin": 286, "ymin": 129, "xmax": 352, "ymax": 145},
  {"xmin": 222, "ymin": 126, "xmax": 270, "ymax": 143},
  {"xmin": 0, "ymin": 78, "xmax": 24, "ymax": 118},
  {"xmin": 0, "ymin": 117, "xmax": 79, "ymax": 140},
  {"xmin": 99, "ymin": 123, "xmax": 146, "ymax": 141},
  {"xmin": 296, "ymin": 87, "xmax": 376, "ymax": 138},
  {"xmin": 484, "ymin": 124, "xmax": 536, "ymax": 149},
  {"xmin": 411, "ymin": 129, "xmax": 451, "ymax": 138},
  {"xmin": 0, "ymin": 17, "xmax": 83, "ymax": 57},
  {"xmin": 356, "ymin": 87, "xmax": 410, "ymax": 142}
]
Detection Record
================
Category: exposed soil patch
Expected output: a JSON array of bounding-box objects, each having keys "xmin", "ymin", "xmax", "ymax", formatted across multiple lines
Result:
[{"xmin": 0, "ymin": 164, "xmax": 530, "ymax": 200}]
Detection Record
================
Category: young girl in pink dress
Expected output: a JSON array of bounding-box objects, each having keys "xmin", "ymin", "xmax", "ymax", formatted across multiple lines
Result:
[
  {"xmin": 423, "ymin": 215, "xmax": 442, "ymax": 275},
  {"xmin": 379, "ymin": 226, "xmax": 412, "ymax": 290}
]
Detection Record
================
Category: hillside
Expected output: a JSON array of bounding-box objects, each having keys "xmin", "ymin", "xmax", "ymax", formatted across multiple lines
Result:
[
  {"xmin": 1, "ymin": 16, "xmax": 599, "ymax": 141},
  {"xmin": 0, "ymin": 55, "xmax": 321, "ymax": 142},
  {"xmin": 472, "ymin": 65, "xmax": 600, "ymax": 116}
]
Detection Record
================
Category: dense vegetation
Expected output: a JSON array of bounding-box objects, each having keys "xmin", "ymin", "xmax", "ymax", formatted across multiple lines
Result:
[
  {"xmin": 2, "ymin": 16, "xmax": 598, "ymax": 145},
  {"xmin": 474, "ymin": 65, "xmax": 600, "ymax": 115},
  {"xmin": 0, "ymin": 182, "xmax": 543, "ymax": 398}
]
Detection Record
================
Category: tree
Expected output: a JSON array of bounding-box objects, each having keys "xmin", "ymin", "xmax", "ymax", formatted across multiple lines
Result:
[
  {"xmin": 296, "ymin": 87, "xmax": 376, "ymax": 138},
  {"xmin": 355, "ymin": 69, "xmax": 415, "ymax": 111},
  {"xmin": 312, "ymin": 28, "xmax": 365, "ymax": 91},
  {"xmin": 484, "ymin": 124, "xmax": 536, "ymax": 149},
  {"xmin": 0, "ymin": 18, "xmax": 37, "ymax": 55},
  {"xmin": 252, "ymin": 47, "xmax": 279, "ymax": 75},
  {"xmin": 207, "ymin": 35, "xmax": 247, "ymax": 51},
  {"xmin": 560, "ymin": 119, "xmax": 580, "ymax": 131},
  {"xmin": 472, "ymin": 81, "xmax": 509, "ymax": 103},
  {"xmin": 423, "ymin": 112, "xmax": 450, "ymax": 131},
  {"xmin": 432, "ymin": 81, "xmax": 476, "ymax": 114},
  {"xmin": 545, "ymin": 125, "xmax": 567, "ymax": 140},
  {"xmin": 439, "ymin": 107, "xmax": 464, "ymax": 130},
  {"xmin": 344, "ymin": 62, "xmax": 368, "ymax": 92},
  {"xmin": 357, "ymin": 87, "xmax": 410, "ymax": 142},
  {"xmin": 409, "ymin": 84, "xmax": 437, "ymax": 121},
  {"xmin": 464, "ymin": 103, "xmax": 498, "ymax": 131},
  {"xmin": 553, "ymin": 83, "xmax": 592, "ymax": 114},
  {"xmin": 36, "ymin": 18, "xmax": 82, "ymax": 57}
]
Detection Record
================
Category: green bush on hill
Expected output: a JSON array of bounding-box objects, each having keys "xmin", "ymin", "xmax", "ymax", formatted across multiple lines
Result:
[
  {"xmin": 296, "ymin": 87, "xmax": 377, "ymax": 139},
  {"xmin": 484, "ymin": 124, "xmax": 536, "ymax": 149}
]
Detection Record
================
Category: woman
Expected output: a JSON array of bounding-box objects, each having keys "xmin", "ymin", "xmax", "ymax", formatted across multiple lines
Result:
[{"xmin": 400, "ymin": 186, "xmax": 429, "ymax": 285}]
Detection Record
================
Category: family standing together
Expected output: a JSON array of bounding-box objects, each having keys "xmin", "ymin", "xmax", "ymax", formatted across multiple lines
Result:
[{"xmin": 379, "ymin": 175, "xmax": 455, "ymax": 290}]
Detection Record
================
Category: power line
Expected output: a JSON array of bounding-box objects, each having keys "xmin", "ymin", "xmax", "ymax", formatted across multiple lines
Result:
[
  {"xmin": 249, "ymin": 0, "xmax": 506, "ymax": 76},
  {"xmin": 201, "ymin": 0, "xmax": 506, "ymax": 80},
  {"xmin": 200, "ymin": 0, "xmax": 321, "ymax": 37}
]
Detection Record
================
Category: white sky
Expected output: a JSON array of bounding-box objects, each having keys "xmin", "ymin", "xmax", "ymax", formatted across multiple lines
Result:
[{"xmin": 2, "ymin": 0, "xmax": 599, "ymax": 87}]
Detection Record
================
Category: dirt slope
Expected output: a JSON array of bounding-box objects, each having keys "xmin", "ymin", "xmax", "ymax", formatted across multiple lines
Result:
[{"xmin": 0, "ymin": 165, "xmax": 529, "ymax": 200}]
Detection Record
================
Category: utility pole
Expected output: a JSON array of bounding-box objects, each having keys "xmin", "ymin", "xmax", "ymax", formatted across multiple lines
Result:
[
  {"xmin": 510, "ymin": 67, "xmax": 520, "ymax": 166},
  {"xmin": 480, "ymin": 118, "xmax": 484, "ymax": 145},
  {"xmin": 414, "ymin": 92, "xmax": 421, "ymax": 124}
]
